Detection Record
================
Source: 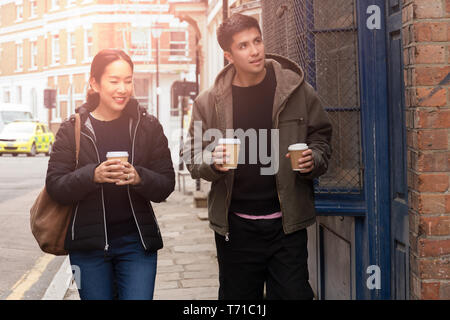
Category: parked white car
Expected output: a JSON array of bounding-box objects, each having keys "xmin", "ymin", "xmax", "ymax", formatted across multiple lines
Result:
[{"xmin": 0, "ymin": 103, "xmax": 34, "ymax": 133}]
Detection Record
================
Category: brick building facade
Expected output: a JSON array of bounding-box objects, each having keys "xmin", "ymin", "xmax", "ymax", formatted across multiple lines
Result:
[
  {"xmin": 404, "ymin": 0, "xmax": 450, "ymax": 300},
  {"xmin": 0, "ymin": 0, "xmax": 206, "ymax": 141}
]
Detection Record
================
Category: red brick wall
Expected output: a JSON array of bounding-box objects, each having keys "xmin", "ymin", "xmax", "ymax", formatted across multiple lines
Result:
[{"xmin": 403, "ymin": 0, "xmax": 450, "ymax": 300}]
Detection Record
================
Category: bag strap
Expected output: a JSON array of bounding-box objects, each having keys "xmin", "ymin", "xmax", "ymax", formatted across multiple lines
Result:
[{"xmin": 74, "ymin": 113, "xmax": 81, "ymax": 166}]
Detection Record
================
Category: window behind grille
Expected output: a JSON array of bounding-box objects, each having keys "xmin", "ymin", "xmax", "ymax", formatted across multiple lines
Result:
[{"xmin": 262, "ymin": 0, "xmax": 362, "ymax": 195}]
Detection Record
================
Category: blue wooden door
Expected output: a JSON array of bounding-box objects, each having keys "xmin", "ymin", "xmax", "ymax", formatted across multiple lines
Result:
[
  {"xmin": 261, "ymin": 0, "xmax": 409, "ymax": 299},
  {"xmin": 386, "ymin": 0, "xmax": 409, "ymax": 299}
]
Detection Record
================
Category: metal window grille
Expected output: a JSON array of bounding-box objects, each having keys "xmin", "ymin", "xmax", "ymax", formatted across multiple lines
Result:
[{"xmin": 261, "ymin": 0, "xmax": 362, "ymax": 194}]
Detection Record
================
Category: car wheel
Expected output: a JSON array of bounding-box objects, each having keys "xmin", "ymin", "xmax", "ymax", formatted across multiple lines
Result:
[
  {"xmin": 45, "ymin": 143, "xmax": 52, "ymax": 156},
  {"xmin": 28, "ymin": 144, "xmax": 37, "ymax": 157}
]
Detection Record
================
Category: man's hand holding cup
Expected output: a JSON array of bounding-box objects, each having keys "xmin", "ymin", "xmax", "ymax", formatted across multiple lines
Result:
[
  {"xmin": 286, "ymin": 143, "xmax": 315, "ymax": 173},
  {"xmin": 212, "ymin": 138, "xmax": 241, "ymax": 172},
  {"xmin": 212, "ymin": 144, "xmax": 230, "ymax": 172}
]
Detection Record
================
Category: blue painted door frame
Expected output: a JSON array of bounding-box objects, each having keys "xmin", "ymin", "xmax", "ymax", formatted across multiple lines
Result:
[
  {"xmin": 292, "ymin": 0, "xmax": 406, "ymax": 299},
  {"xmin": 355, "ymin": 0, "xmax": 391, "ymax": 299}
]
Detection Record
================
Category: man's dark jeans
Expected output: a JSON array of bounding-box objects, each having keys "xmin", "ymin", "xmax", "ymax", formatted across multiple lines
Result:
[{"xmin": 215, "ymin": 213, "xmax": 314, "ymax": 300}]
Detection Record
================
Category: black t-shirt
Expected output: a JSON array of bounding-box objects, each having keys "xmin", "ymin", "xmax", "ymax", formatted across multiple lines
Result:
[
  {"xmin": 230, "ymin": 64, "xmax": 281, "ymax": 215},
  {"xmin": 89, "ymin": 113, "xmax": 138, "ymax": 239}
]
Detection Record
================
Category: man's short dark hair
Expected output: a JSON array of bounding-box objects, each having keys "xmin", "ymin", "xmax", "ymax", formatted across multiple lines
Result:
[{"xmin": 217, "ymin": 13, "xmax": 262, "ymax": 52}]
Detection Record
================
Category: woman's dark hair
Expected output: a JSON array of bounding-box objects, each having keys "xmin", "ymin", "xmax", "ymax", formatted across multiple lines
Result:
[
  {"xmin": 86, "ymin": 49, "xmax": 134, "ymax": 108},
  {"xmin": 216, "ymin": 13, "xmax": 262, "ymax": 52}
]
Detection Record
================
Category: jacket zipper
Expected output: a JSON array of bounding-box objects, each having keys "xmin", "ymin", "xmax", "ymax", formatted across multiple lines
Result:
[
  {"xmin": 215, "ymin": 102, "xmax": 232, "ymax": 242},
  {"xmin": 79, "ymin": 131, "xmax": 110, "ymax": 252},
  {"xmin": 71, "ymin": 202, "xmax": 80, "ymax": 241},
  {"xmin": 275, "ymin": 177, "xmax": 285, "ymax": 232},
  {"xmin": 127, "ymin": 111, "xmax": 148, "ymax": 250},
  {"xmin": 224, "ymin": 171, "xmax": 234, "ymax": 242},
  {"xmin": 72, "ymin": 142, "xmax": 80, "ymax": 241},
  {"xmin": 274, "ymin": 101, "xmax": 289, "ymax": 232}
]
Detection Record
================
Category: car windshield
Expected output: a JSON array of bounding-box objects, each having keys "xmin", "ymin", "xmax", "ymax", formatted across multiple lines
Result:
[
  {"xmin": 2, "ymin": 122, "xmax": 35, "ymax": 134},
  {"xmin": 1, "ymin": 111, "xmax": 33, "ymax": 123}
]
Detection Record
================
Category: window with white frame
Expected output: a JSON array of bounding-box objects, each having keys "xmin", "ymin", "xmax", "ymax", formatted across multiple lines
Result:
[
  {"xmin": 31, "ymin": 88, "xmax": 38, "ymax": 117},
  {"xmin": 30, "ymin": 0, "xmax": 37, "ymax": 17},
  {"xmin": 170, "ymin": 31, "xmax": 188, "ymax": 57},
  {"xmin": 16, "ymin": 86, "xmax": 22, "ymax": 104},
  {"xmin": 84, "ymin": 29, "xmax": 93, "ymax": 61},
  {"xmin": 30, "ymin": 40, "xmax": 37, "ymax": 69},
  {"xmin": 52, "ymin": 87, "xmax": 61, "ymax": 120},
  {"xmin": 51, "ymin": 0, "xmax": 60, "ymax": 10},
  {"xmin": 130, "ymin": 29, "xmax": 151, "ymax": 61},
  {"xmin": 68, "ymin": 32, "xmax": 76, "ymax": 63},
  {"xmin": 16, "ymin": 43, "xmax": 23, "ymax": 71},
  {"xmin": 3, "ymin": 87, "xmax": 11, "ymax": 103},
  {"xmin": 52, "ymin": 34, "xmax": 60, "ymax": 65},
  {"xmin": 16, "ymin": 2, "xmax": 23, "ymax": 21}
]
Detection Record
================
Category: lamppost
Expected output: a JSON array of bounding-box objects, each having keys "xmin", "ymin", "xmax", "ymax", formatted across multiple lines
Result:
[
  {"xmin": 152, "ymin": 27, "xmax": 162, "ymax": 120},
  {"xmin": 176, "ymin": 14, "xmax": 202, "ymax": 191},
  {"xmin": 223, "ymin": 0, "xmax": 228, "ymax": 66}
]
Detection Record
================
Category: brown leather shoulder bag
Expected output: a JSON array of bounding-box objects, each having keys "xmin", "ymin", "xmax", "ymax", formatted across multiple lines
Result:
[{"xmin": 30, "ymin": 114, "xmax": 80, "ymax": 255}]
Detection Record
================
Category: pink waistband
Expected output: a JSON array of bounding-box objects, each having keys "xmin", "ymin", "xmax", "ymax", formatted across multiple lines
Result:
[{"xmin": 233, "ymin": 211, "xmax": 282, "ymax": 220}]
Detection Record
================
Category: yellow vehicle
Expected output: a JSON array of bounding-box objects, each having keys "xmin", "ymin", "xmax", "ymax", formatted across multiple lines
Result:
[{"xmin": 0, "ymin": 121, "xmax": 55, "ymax": 157}]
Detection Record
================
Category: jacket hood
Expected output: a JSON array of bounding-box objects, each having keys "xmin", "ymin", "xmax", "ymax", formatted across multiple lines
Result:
[
  {"xmin": 212, "ymin": 53, "xmax": 305, "ymax": 98},
  {"xmin": 75, "ymin": 97, "xmax": 141, "ymax": 121}
]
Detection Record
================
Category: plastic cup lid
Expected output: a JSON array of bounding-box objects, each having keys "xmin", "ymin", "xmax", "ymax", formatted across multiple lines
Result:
[
  {"xmin": 288, "ymin": 143, "xmax": 308, "ymax": 151},
  {"xmin": 106, "ymin": 151, "xmax": 129, "ymax": 158},
  {"xmin": 218, "ymin": 138, "xmax": 241, "ymax": 145}
]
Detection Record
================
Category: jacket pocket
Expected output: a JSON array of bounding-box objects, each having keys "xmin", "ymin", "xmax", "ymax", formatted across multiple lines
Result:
[
  {"xmin": 279, "ymin": 117, "xmax": 308, "ymax": 148},
  {"xmin": 279, "ymin": 114, "xmax": 307, "ymax": 125}
]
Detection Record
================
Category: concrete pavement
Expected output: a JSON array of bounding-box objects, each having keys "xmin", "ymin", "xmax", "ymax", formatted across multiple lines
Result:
[
  {"xmin": 63, "ymin": 177, "xmax": 219, "ymax": 300},
  {"xmin": 0, "ymin": 176, "xmax": 66, "ymax": 300},
  {"xmin": 0, "ymin": 154, "xmax": 219, "ymax": 300}
]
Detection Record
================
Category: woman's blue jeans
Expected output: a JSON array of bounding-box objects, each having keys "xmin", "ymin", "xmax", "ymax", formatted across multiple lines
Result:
[{"xmin": 69, "ymin": 233, "xmax": 157, "ymax": 300}]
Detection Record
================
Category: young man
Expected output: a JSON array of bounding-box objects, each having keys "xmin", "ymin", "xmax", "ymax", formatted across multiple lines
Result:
[{"xmin": 181, "ymin": 14, "xmax": 332, "ymax": 300}]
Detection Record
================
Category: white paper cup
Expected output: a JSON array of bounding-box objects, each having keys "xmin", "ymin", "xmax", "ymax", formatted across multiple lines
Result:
[
  {"xmin": 106, "ymin": 151, "xmax": 129, "ymax": 163},
  {"xmin": 288, "ymin": 143, "xmax": 308, "ymax": 171},
  {"xmin": 218, "ymin": 138, "xmax": 241, "ymax": 169}
]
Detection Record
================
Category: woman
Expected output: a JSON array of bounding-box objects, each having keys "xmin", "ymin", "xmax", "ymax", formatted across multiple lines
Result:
[{"xmin": 46, "ymin": 49, "xmax": 175, "ymax": 300}]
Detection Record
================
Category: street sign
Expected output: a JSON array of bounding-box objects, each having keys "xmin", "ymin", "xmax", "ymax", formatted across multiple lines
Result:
[{"xmin": 44, "ymin": 89, "xmax": 57, "ymax": 109}]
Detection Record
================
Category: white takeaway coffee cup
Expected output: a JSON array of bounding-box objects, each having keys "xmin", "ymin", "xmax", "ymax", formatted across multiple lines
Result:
[
  {"xmin": 288, "ymin": 143, "xmax": 308, "ymax": 171},
  {"xmin": 218, "ymin": 138, "xmax": 241, "ymax": 169},
  {"xmin": 106, "ymin": 151, "xmax": 129, "ymax": 163}
]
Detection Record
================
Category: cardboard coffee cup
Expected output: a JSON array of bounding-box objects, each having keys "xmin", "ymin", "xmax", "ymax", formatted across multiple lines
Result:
[
  {"xmin": 218, "ymin": 138, "xmax": 241, "ymax": 169},
  {"xmin": 288, "ymin": 143, "xmax": 308, "ymax": 171},
  {"xmin": 106, "ymin": 151, "xmax": 129, "ymax": 163}
]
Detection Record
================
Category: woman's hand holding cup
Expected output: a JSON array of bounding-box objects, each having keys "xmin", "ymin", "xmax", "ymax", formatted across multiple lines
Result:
[
  {"xmin": 94, "ymin": 159, "xmax": 126, "ymax": 184},
  {"xmin": 94, "ymin": 151, "xmax": 141, "ymax": 185},
  {"xmin": 115, "ymin": 162, "xmax": 141, "ymax": 186}
]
